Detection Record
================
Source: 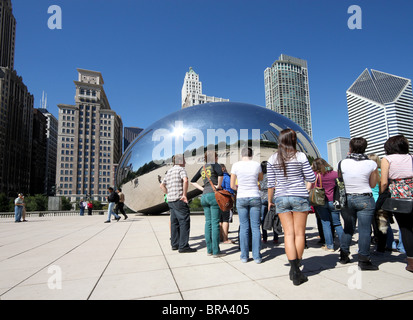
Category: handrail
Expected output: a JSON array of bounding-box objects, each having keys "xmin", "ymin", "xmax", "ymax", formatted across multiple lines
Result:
[{"xmin": 0, "ymin": 210, "xmax": 106, "ymax": 218}]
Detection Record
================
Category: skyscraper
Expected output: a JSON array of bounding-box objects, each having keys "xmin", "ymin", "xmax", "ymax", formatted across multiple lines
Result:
[
  {"xmin": 327, "ymin": 137, "xmax": 350, "ymax": 170},
  {"xmin": 346, "ymin": 69, "xmax": 413, "ymax": 157},
  {"xmin": 124, "ymin": 127, "xmax": 143, "ymax": 152},
  {"xmin": 0, "ymin": 0, "xmax": 35, "ymax": 196},
  {"xmin": 181, "ymin": 67, "xmax": 229, "ymax": 108},
  {"xmin": 30, "ymin": 109, "xmax": 47, "ymax": 195},
  {"xmin": 0, "ymin": 68, "xmax": 34, "ymax": 195},
  {"xmin": 264, "ymin": 54, "xmax": 313, "ymax": 137},
  {"xmin": 56, "ymin": 69, "xmax": 123, "ymax": 201},
  {"xmin": 39, "ymin": 107, "xmax": 58, "ymax": 196},
  {"xmin": 0, "ymin": 0, "xmax": 16, "ymax": 69}
]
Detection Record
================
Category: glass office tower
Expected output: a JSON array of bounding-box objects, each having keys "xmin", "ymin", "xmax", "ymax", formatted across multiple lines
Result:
[{"xmin": 264, "ymin": 54, "xmax": 312, "ymax": 138}]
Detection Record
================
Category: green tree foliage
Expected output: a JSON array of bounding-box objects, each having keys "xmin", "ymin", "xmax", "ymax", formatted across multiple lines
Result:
[
  {"xmin": 61, "ymin": 197, "xmax": 72, "ymax": 210},
  {"xmin": 25, "ymin": 194, "xmax": 48, "ymax": 212},
  {"xmin": 189, "ymin": 197, "xmax": 202, "ymax": 211},
  {"xmin": 0, "ymin": 193, "xmax": 12, "ymax": 212}
]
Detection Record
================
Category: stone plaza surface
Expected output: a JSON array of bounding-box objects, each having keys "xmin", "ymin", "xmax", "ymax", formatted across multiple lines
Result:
[{"xmin": 0, "ymin": 212, "xmax": 412, "ymax": 300}]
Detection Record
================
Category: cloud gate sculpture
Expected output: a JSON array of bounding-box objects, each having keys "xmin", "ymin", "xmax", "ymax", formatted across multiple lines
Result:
[{"xmin": 116, "ymin": 102, "xmax": 320, "ymax": 214}]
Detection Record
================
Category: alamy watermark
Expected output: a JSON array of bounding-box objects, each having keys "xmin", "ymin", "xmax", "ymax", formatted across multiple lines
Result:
[
  {"xmin": 347, "ymin": 266, "xmax": 363, "ymax": 290},
  {"xmin": 348, "ymin": 5, "xmax": 362, "ymax": 30},
  {"xmin": 47, "ymin": 265, "xmax": 62, "ymax": 290},
  {"xmin": 47, "ymin": 5, "xmax": 62, "ymax": 30}
]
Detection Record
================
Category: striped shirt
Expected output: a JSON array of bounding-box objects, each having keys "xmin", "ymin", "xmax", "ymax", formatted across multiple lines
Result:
[
  {"xmin": 161, "ymin": 165, "xmax": 188, "ymax": 202},
  {"xmin": 267, "ymin": 151, "xmax": 315, "ymax": 198}
]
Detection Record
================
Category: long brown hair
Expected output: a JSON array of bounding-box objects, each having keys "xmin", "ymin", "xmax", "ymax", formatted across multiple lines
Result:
[
  {"xmin": 276, "ymin": 128, "xmax": 297, "ymax": 176},
  {"xmin": 311, "ymin": 158, "xmax": 332, "ymax": 175}
]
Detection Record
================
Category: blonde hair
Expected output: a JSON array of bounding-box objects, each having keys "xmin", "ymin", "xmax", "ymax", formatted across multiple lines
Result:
[{"xmin": 368, "ymin": 153, "xmax": 381, "ymax": 169}]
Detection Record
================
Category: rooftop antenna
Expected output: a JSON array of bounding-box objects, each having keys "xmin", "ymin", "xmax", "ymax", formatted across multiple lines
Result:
[{"xmin": 40, "ymin": 91, "xmax": 48, "ymax": 109}]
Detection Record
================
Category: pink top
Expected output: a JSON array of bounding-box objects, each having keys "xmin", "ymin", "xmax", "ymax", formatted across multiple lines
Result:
[{"xmin": 385, "ymin": 154, "xmax": 413, "ymax": 179}]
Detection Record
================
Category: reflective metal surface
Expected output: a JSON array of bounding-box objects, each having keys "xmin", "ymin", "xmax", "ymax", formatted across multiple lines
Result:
[{"xmin": 116, "ymin": 102, "xmax": 320, "ymax": 214}]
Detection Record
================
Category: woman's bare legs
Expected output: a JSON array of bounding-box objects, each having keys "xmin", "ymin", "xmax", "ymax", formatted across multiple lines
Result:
[
  {"xmin": 278, "ymin": 211, "xmax": 309, "ymax": 285},
  {"xmin": 278, "ymin": 211, "xmax": 308, "ymax": 259}
]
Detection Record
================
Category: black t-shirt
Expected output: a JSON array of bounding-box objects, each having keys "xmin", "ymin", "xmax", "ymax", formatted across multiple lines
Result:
[{"xmin": 191, "ymin": 163, "xmax": 223, "ymax": 194}]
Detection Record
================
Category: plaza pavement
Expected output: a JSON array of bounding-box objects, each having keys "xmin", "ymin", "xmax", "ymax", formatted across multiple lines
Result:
[{"xmin": 0, "ymin": 212, "xmax": 412, "ymax": 301}]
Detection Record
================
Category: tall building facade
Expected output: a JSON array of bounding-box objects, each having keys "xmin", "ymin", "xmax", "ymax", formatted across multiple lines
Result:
[
  {"xmin": 264, "ymin": 54, "xmax": 313, "ymax": 137},
  {"xmin": 0, "ymin": 0, "xmax": 15, "ymax": 70},
  {"xmin": 181, "ymin": 67, "xmax": 229, "ymax": 108},
  {"xmin": 124, "ymin": 127, "xmax": 143, "ymax": 152},
  {"xmin": 56, "ymin": 69, "xmax": 123, "ymax": 201},
  {"xmin": 30, "ymin": 109, "xmax": 47, "ymax": 195},
  {"xmin": 39, "ymin": 108, "xmax": 58, "ymax": 196},
  {"xmin": 0, "ymin": 0, "xmax": 35, "ymax": 196},
  {"xmin": 347, "ymin": 69, "xmax": 413, "ymax": 157},
  {"xmin": 327, "ymin": 137, "xmax": 350, "ymax": 170},
  {"xmin": 0, "ymin": 68, "xmax": 34, "ymax": 195}
]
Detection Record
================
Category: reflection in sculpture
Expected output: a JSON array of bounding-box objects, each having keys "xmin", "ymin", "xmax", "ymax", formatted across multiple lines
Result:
[{"xmin": 116, "ymin": 102, "xmax": 320, "ymax": 214}]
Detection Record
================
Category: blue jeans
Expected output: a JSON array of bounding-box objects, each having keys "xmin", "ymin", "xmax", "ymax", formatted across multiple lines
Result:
[
  {"xmin": 340, "ymin": 194, "xmax": 375, "ymax": 257},
  {"xmin": 107, "ymin": 202, "xmax": 120, "ymax": 221},
  {"xmin": 14, "ymin": 206, "xmax": 23, "ymax": 222},
  {"xmin": 168, "ymin": 200, "xmax": 191, "ymax": 250},
  {"xmin": 237, "ymin": 197, "xmax": 262, "ymax": 261},
  {"xmin": 314, "ymin": 201, "xmax": 344, "ymax": 249},
  {"xmin": 201, "ymin": 193, "xmax": 221, "ymax": 255}
]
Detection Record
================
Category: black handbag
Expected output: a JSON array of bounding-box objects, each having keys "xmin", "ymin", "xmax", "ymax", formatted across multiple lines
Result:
[
  {"xmin": 381, "ymin": 198, "xmax": 413, "ymax": 214},
  {"xmin": 333, "ymin": 161, "xmax": 347, "ymax": 210},
  {"xmin": 263, "ymin": 207, "xmax": 275, "ymax": 231}
]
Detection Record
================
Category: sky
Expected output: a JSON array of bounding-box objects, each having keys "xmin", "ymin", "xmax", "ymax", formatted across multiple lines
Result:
[{"xmin": 10, "ymin": 0, "xmax": 413, "ymax": 159}]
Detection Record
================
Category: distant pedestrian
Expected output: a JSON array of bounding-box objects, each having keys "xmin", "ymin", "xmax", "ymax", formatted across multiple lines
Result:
[
  {"xmin": 160, "ymin": 154, "xmax": 196, "ymax": 253},
  {"xmin": 115, "ymin": 188, "xmax": 128, "ymax": 220},
  {"xmin": 104, "ymin": 187, "xmax": 121, "ymax": 223},
  {"xmin": 79, "ymin": 198, "xmax": 86, "ymax": 216},
  {"xmin": 267, "ymin": 128, "xmax": 316, "ymax": 285},
  {"xmin": 21, "ymin": 195, "xmax": 27, "ymax": 222},
  {"xmin": 87, "ymin": 200, "xmax": 93, "ymax": 215},
  {"xmin": 14, "ymin": 193, "xmax": 24, "ymax": 223}
]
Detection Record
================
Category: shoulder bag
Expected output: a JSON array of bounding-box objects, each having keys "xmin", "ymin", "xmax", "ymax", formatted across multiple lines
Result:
[
  {"xmin": 381, "ymin": 155, "xmax": 413, "ymax": 214},
  {"xmin": 333, "ymin": 161, "xmax": 347, "ymax": 210},
  {"xmin": 203, "ymin": 165, "xmax": 234, "ymax": 212},
  {"xmin": 382, "ymin": 197, "xmax": 413, "ymax": 214},
  {"xmin": 309, "ymin": 173, "xmax": 326, "ymax": 206}
]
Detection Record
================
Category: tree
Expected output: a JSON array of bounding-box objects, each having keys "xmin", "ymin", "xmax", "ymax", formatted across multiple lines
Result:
[
  {"xmin": 25, "ymin": 194, "xmax": 48, "ymax": 212},
  {"xmin": 189, "ymin": 197, "xmax": 202, "ymax": 211},
  {"xmin": 0, "ymin": 193, "xmax": 11, "ymax": 212},
  {"xmin": 61, "ymin": 197, "xmax": 72, "ymax": 210}
]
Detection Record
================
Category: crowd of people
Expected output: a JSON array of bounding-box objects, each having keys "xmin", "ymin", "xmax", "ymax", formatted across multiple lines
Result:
[
  {"xmin": 159, "ymin": 129, "xmax": 413, "ymax": 286},
  {"xmin": 14, "ymin": 129, "xmax": 412, "ymax": 285}
]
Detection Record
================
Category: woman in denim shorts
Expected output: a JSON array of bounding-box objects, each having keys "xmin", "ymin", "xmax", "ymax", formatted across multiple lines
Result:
[{"xmin": 267, "ymin": 129, "xmax": 316, "ymax": 285}]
